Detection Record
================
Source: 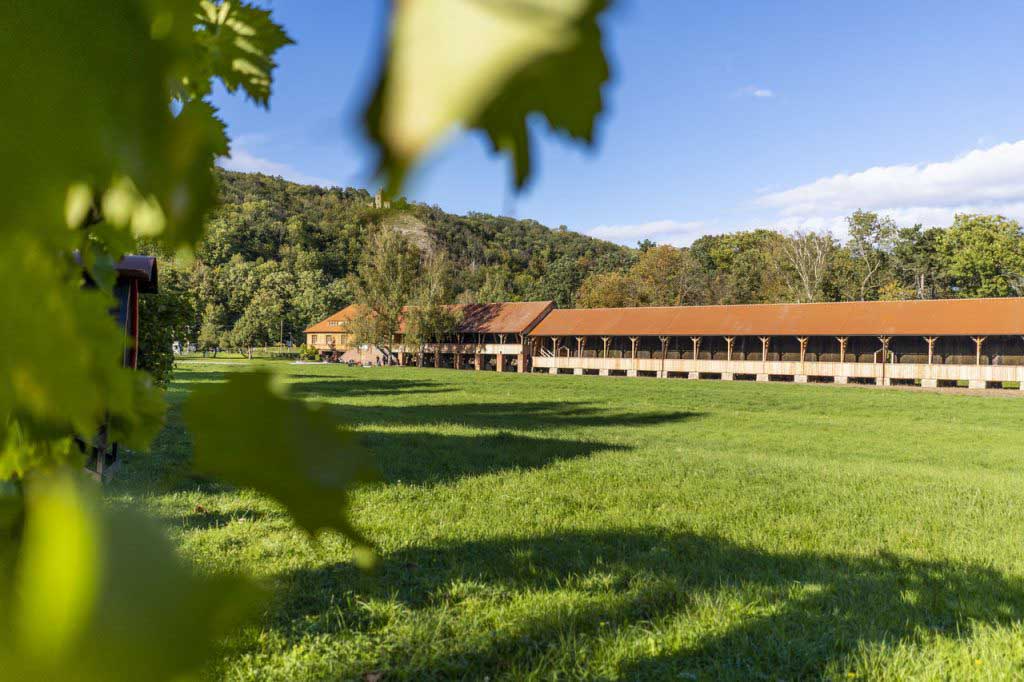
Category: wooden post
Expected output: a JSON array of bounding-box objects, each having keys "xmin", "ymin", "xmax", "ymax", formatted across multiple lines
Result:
[
  {"xmin": 837, "ymin": 336, "xmax": 848, "ymax": 364},
  {"xmin": 629, "ymin": 336, "xmax": 639, "ymax": 359},
  {"xmin": 551, "ymin": 336, "xmax": 560, "ymax": 358},
  {"xmin": 434, "ymin": 346, "xmax": 440, "ymax": 368},
  {"xmin": 759, "ymin": 336, "xmax": 770, "ymax": 363},
  {"xmin": 690, "ymin": 336, "xmax": 702, "ymax": 361},
  {"xmin": 659, "ymin": 336, "xmax": 669, "ymax": 377},
  {"xmin": 576, "ymin": 336, "xmax": 585, "ymax": 358},
  {"xmin": 924, "ymin": 336, "xmax": 937, "ymax": 365},
  {"xmin": 797, "ymin": 336, "xmax": 808, "ymax": 364},
  {"xmin": 878, "ymin": 336, "xmax": 891, "ymax": 383},
  {"xmin": 972, "ymin": 336, "xmax": 987, "ymax": 366},
  {"xmin": 601, "ymin": 336, "xmax": 611, "ymax": 358},
  {"xmin": 724, "ymin": 336, "xmax": 735, "ymax": 362}
]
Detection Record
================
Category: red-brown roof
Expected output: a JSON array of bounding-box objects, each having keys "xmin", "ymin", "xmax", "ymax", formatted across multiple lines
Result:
[
  {"xmin": 305, "ymin": 301, "xmax": 554, "ymax": 336},
  {"xmin": 529, "ymin": 298, "xmax": 1024, "ymax": 337},
  {"xmin": 304, "ymin": 304, "xmax": 363, "ymax": 334},
  {"xmin": 453, "ymin": 301, "xmax": 554, "ymax": 334}
]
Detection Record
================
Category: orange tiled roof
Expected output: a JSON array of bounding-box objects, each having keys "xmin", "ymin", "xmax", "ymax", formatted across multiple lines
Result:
[
  {"xmin": 528, "ymin": 298, "xmax": 1024, "ymax": 337},
  {"xmin": 303, "ymin": 304, "xmax": 364, "ymax": 334},
  {"xmin": 305, "ymin": 301, "xmax": 554, "ymax": 336}
]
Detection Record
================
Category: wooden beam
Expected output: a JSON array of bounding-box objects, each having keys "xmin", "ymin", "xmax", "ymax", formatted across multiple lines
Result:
[
  {"xmin": 759, "ymin": 336, "xmax": 770, "ymax": 363},
  {"xmin": 601, "ymin": 336, "xmax": 611, "ymax": 358},
  {"xmin": 576, "ymin": 336, "xmax": 585, "ymax": 358},
  {"xmin": 836, "ymin": 336, "xmax": 848, "ymax": 364},
  {"xmin": 972, "ymin": 336, "xmax": 987, "ymax": 366},
  {"xmin": 629, "ymin": 336, "xmax": 639, "ymax": 360},
  {"xmin": 724, "ymin": 336, "xmax": 735, "ymax": 362},
  {"xmin": 690, "ymin": 336, "xmax": 702, "ymax": 361},
  {"xmin": 924, "ymin": 336, "xmax": 937, "ymax": 365},
  {"xmin": 797, "ymin": 336, "xmax": 809, "ymax": 364}
]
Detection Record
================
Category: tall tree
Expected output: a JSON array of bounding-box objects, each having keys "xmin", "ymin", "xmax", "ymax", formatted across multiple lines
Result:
[
  {"xmin": 404, "ymin": 253, "xmax": 461, "ymax": 362},
  {"xmin": 846, "ymin": 210, "xmax": 898, "ymax": 300},
  {"xmin": 781, "ymin": 231, "xmax": 837, "ymax": 303},
  {"xmin": 348, "ymin": 226, "xmax": 421, "ymax": 361},
  {"xmin": 938, "ymin": 214, "xmax": 1024, "ymax": 297}
]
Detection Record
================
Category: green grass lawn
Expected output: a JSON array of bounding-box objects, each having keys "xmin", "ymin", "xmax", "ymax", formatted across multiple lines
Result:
[{"xmin": 111, "ymin": 361, "xmax": 1024, "ymax": 680}]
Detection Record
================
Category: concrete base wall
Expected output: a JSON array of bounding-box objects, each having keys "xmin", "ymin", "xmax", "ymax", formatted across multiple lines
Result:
[{"xmin": 528, "ymin": 355, "xmax": 1024, "ymax": 390}]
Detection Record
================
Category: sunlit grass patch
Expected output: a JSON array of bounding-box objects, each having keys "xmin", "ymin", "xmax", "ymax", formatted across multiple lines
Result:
[{"xmin": 113, "ymin": 362, "xmax": 1024, "ymax": 680}]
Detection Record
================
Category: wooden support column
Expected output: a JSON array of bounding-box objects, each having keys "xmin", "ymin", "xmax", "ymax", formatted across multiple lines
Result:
[
  {"xmin": 759, "ymin": 336, "xmax": 771, "ymax": 363},
  {"xmin": 576, "ymin": 336, "xmax": 585, "ymax": 358},
  {"xmin": 453, "ymin": 352, "xmax": 461, "ymax": 370},
  {"xmin": 724, "ymin": 336, "xmax": 735, "ymax": 362},
  {"xmin": 495, "ymin": 354, "xmax": 504, "ymax": 372},
  {"xmin": 659, "ymin": 336, "xmax": 669, "ymax": 377},
  {"xmin": 924, "ymin": 336, "xmax": 937, "ymax": 365},
  {"xmin": 972, "ymin": 336, "xmax": 987, "ymax": 366},
  {"xmin": 551, "ymin": 336, "xmax": 561, "ymax": 358},
  {"xmin": 836, "ymin": 336, "xmax": 848, "ymax": 364},
  {"xmin": 517, "ymin": 333, "xmax": 526, "ymax": 373},
  {"xmin": 690, "ymin": 336, "xmax": 702, "ymax": 361},
  {"xmin": 629, "ymin": 336, "xmax": 639, "ymax": 359},
  {"xmin": 434, "ymin": 347, "xmax": 440, "ymax": 368},
  {"xmin": 877, "ymin": 336, "xmax": 891, "ymax": 384},
  {"xmin": 601, "ymin": 336, "xmax": 611, "ymax": 358},
  {"xmin": 797, "ymin": 336, "xmax": 809, "ymax": 364},
  {"xmin": 474, "ymin": 353, "xmax": 482, "ymax": 371},
  {"xmin": 878, "ymin": 336, "xmax": 891, "ymax": 362}
]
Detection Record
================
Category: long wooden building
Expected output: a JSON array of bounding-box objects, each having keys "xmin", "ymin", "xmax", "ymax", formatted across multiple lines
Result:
[
  {"xmin": 305, "ymin": 301, "xmax": 553, "ymax": 370},
  {"xmin": 527, "ymin": 298, "xmax": 1024, "ymax": 389},
  {"xmin": 307, "ymin": 297, "xmax": 1024, "ymax": 389}
]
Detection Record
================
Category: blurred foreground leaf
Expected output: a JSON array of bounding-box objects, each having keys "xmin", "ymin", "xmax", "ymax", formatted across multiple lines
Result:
[
  {"xmin": 0, "ymin": 473, "xmax": 262, "ymax": 681},
  {"xmin": 184, "ymin": 372, "xmax": 377, "ymax": 542},
  {"xmin": 0, "ymin": 240, "xmax": 165, "ymax": 477},
  {"xmin": 189, "ymin": 0, "xmax": 294, "ymax": 105},
  {"xmin": 366, "ymin": 0, "xmax": 611, "ymax": 191}
]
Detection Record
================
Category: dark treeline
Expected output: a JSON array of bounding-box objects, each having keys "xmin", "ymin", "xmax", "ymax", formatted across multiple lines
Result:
[
  {"xmin": 140, "ymin": 169, "xmax": 633, "ymax": 355},
  {"xmin": 142, "ymin": 170, "xmax": 1024, "ymax": 367},
  {"xmin": 578, "ymin": 212, "xmax": 1024, "ymax": 308}
]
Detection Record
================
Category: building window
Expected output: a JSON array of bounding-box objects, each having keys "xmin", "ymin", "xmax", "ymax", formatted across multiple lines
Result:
[{"xmin": 311, "ymin": 335, "xmax": 318, "ymax": 344}]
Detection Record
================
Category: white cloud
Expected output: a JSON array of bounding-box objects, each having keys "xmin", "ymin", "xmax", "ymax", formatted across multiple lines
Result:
[
  {"xmin": 218, "ymin": 144, "xmax": 338, "ymax": 188},
  {"xmin": 759, "ymin": 140, "xmax": 1024, "ymax": 231},
  {"xmin": 738, "ymin": 85, "xmax": 774, "ymax": 98},
  {"xmin": 587, "ymin": 219, "xmax": 710, "ymax": 246}
]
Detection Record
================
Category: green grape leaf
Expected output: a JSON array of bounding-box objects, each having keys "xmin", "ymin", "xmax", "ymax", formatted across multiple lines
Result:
[
  {"xmin": 190, "ymin": 0, "xmax": 295, "ymax": 106},
  {"xmin": 0, "ymin": 239, "xmax": 165, "ymax": 477},
  {"xmin": 365, "ymin": 0, "xmax": 611, "ymax": 191},
  {"xmin": 1, "ymin": 473, "xmax": 263, "ymax": 681},
  {"xmin": 1, "ymin": 0, "xmax": 195, "ymax": 247},
  {"xmin": 184, "ymin": 372, "xmax": 377, "ymax": 542}
]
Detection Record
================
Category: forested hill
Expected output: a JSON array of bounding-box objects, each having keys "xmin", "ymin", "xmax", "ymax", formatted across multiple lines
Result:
[
  {"xmin": 149, "ymin": 169, "xmax": 635, "ymax": 350},
  {"xmin": 142, "ymin": 169, "xmax": 1024, "ymax": 370}
]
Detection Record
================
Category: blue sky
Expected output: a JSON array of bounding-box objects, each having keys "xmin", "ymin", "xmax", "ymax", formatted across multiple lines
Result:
[{"xmin": 215, "ymin": 1, "xmax": 1024, "ymax": 246}]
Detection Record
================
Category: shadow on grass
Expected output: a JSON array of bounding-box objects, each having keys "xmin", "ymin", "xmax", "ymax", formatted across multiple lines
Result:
[
  {"xmin": 317, "ymin": 400, "xmax": 701, "ymax": 432},
  {"xmin": 357, "ymin": 430, "xmax": 630, "ymax": 485},
  {"xmin": 288, "ymin": 378, "xmax": 455, "ymax": 397},
  {"xmin": 174, "ymin": 372, "xmax": 456, "ymax": 397},
  {"xmin": 122, "ymin": 392, "xmax": 697, "ymax": 492},
  {"xmin": 275, "ymin": 529, "xmax": 1024, "ymax": 679}
]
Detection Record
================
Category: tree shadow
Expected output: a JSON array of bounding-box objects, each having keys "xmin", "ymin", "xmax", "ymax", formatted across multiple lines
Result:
[
  {"xmin": 318, "ymin": 400, "xmax": 702, "ymax": 432},
  {"xmin": 273, "ymin": 529, "xmax": 1024, "ymax": 679},
  {"xmin": 356, "ymin": 429, "xmax": 630, "ymax": 485},
  {"xmin": 287, "ymin": 377, "xmax": 455, "ymax": 397}
]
